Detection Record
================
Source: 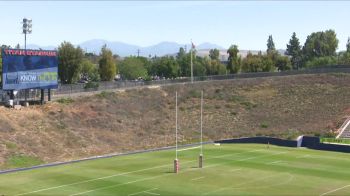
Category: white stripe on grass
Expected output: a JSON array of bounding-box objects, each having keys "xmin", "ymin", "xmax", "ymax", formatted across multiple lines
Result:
[
  {"xmin": 229, "ymin": 168, "xmax": 242, "ymax": 173},
  {"xmin": 320, "ymin": 184, "xmax": 350, "ymax": 196},
  {"xmin": 16, "ymin": 164, "xmax": 169, "ymax": 196},
  {"xmin": 266, "ymin": 160, "xmax": 284, "ymax": 165},
  {"xmin": 204, "ymin": 151, "xmax": 286, "ymax": 169},
  {"xmin": 128, "ymin": 188, "xmax": 158, "ymax": 196},
  {"xmin": 15, "ymin": 148, "xmax": 268, "ymax": 196},
  {"xmin": 143, "ymin": 191, "xmax": 160, "ymax": 195},
  {"xmin": 177, "ymin": 146, "xmax": 200, "ymax": 152},
  {"xmin": 232, "ymin": 173, "xmax": 295, "ymax": 190},
  {"xmin": 71, "ymin": 174, "xmax": 167, "ymax": 196},
  {"xmin": 70, "ymin": 150, "xmax": 286, "ymax": 196},
  {"xmin": 202, "ymin": 172, "xmax": 290, "ymax": 195},
  {"xmin": 191, "ymin": 176, "xmax": 205, "ymax": 181}
]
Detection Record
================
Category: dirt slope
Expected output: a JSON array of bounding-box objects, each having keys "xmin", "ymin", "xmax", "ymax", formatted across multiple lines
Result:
[{"xmin": 0, "ymin": 73, "xmax": 350, "ymax": 169}]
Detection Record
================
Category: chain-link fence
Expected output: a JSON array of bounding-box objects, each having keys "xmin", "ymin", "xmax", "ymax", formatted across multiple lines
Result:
[
  {"xmin": 1, "ymin": 66, "xmax": 350, "ymax": 103},
  {"xmin": 53, "ymin": 67, "xmax": 350, "ymax": 95}
]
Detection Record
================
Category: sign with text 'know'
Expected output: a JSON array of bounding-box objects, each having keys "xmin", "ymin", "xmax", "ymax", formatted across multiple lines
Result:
[{"xmin": 1, "ymin": 49, "xmax": 58, "ymax": 90}]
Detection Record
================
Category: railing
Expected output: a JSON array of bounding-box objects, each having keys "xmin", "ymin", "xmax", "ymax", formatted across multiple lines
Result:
[
  {"xmin": 1, "ymin": 66, "xmax": 350, "ymax": 102},
  {"xmin": 54, "ymin": 66, "xmax": 350, "ymax": 95}
]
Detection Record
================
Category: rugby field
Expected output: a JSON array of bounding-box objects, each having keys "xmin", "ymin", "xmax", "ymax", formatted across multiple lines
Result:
[{"xmin": 0, "ymin": 144, "xmax": 350, "ymax": 195}]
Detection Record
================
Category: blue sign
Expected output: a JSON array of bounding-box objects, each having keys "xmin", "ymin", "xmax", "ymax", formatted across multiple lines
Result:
[{"xmin": 1, "ymin": 49, "xmax": 58, "ymax": 90}]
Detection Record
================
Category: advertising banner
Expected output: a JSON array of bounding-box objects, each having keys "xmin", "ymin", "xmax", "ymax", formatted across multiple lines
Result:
[{"xmin": 1, "ymin": 49, "xmax": 58, "ymax": 90}]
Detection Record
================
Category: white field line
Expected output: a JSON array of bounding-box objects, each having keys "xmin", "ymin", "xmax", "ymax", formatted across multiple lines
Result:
[
  {"xmin": 266, "ymin": 160, "xmax": 283, "ymax": 165},
  {"xmin": 320, "ymin": 184, "xmax": 350, "ymax": 196},
  {"xmin": 71, "ymin": 174, "xmax": 167, "ymax": 196},
  {"xmin": 296, "ymin": 154, "xmax": 311, "ymax": 159},
  {"xmin": 15, "ymin": 148, "xmax": 266, "ymax": 196},
  {"xmin": 177, "ymin": 146, "xmax": 200, "ymax": 152},
  {"xmin": 229, "ymin": 168, "xmax": 242, "ymax": 173},
  {"xmin": 144, "ymin": 191, "xmax": 160, "ymax": 195},
  {"xmin": 15, "ymin": 164, "xmax": 169, "ymax": 196},
  {"xmin": 191, "ymin": 176, "xmax": 205, "ymax": 181},
  {"xmin": 203, "ymin": 172, "xmax": 289, "ymax": 195},
  {"xmin": 71, "ymin": 151, "xmax": 284, "ymax": 196},
  {"xmin": 203, "ymin": 151, "xmax": 286, "ymax": 169},
  {"xmin": 308, "ymin": 154, "xmax": 350, "ymax": 162},
  {"xmin": 128, "ymin": 188, "xmax": 158, "ymax": 196},
  {"xmin": 232, "ymin": 173, "xmax": 295, "ymax": 190}
]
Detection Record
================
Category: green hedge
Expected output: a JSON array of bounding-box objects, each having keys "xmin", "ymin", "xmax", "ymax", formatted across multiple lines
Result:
[{"xmin": 320, "ymin": 137, "xmax": 350, "ymax": 145}]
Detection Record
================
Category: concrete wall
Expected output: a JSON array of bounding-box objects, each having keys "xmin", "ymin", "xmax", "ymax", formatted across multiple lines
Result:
[
  {"xmin": 302, "ymin": 136, "xmax": 350, "ymax": 153},
  {"xmin": 215, "ymin": 137, "xmax": 297, "ymax": 147}
]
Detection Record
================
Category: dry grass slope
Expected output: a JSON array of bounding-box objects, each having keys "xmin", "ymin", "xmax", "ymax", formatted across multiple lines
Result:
[{"xmin": 0, "ymin": 73, "xmax": 350, "ymax": 169}]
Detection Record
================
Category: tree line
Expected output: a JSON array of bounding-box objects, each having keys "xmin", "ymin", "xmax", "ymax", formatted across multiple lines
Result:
[{"xmin": 1, "ymin": 29, "xmax": 350, "ymax": 85}]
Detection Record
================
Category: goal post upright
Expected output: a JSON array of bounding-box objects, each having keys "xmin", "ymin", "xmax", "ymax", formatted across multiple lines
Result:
[
  {"xmin": 199, "ymin": 90, "xmax": 204, "ymax": 168},
  {"xmin": 174, "ymin": 91, "xmax": 179, "ymax": 173}
]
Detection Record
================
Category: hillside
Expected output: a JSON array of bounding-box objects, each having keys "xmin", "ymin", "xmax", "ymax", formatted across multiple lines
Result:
[{"xmin": 1, "ymin": 73, "xmax": 350, "ymax": 169}]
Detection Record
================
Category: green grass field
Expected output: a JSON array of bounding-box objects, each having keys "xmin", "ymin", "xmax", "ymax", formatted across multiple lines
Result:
[{"xmin": 0, "ymin": 144, "xmax": 350, "ymax": 196}]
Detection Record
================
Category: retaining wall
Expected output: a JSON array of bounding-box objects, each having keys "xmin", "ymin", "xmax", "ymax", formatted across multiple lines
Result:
[
  {"xmin": 216, "ymin": 137, "xmax": 297, "ymax": 147},
  {"xmin": 302, "ymin": 136, "xmax": 350, "ymax": 153}
]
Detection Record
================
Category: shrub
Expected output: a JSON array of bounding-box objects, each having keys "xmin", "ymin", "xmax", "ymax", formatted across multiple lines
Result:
[
  {"xmin": 84, "ymin": 81, "xmax": 99, "ymax": 89},
  {"xmin": 6, "ymin": 154, "xmax": 43, "ymax": 168},
  {"xmin": 260, "ymin": 122, "xmax": 269, "ymax": 128},
  {"xmin": 56, "ymin": 97, "xmax": 74, "ymax": 104}
]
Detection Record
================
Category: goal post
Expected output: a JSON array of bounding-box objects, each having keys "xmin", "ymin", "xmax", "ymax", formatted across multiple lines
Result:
[{"xmin": 199, "ymin": 90, "xmax": 204, "ymax": 168}]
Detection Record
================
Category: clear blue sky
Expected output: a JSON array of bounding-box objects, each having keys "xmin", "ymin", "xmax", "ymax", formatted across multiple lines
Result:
[{"xmin": 1, "ymin": 1, "xmax": 350, "ymax": 51}]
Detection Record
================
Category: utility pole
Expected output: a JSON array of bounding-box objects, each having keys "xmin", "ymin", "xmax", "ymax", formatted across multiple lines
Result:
[{"xmin": 137, "ymin": 49, "xmax": 140, "ymax": 57}]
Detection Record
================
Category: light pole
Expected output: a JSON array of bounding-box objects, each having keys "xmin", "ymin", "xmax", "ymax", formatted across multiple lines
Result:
[
  {"xmin": 22, "ymin": 18, "xmax": 32, "ymax": 105},
  {"xmin": 22, "ymin": 18, "xmax": 32, "ymax": 50}
]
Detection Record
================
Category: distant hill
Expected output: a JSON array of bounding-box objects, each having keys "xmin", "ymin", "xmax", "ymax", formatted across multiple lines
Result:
[
  {"xmin": 25, "ymin": 40, "xmax": 227, "ymax": 57},
  {"xmin": 78, "ymin": 40, "xmax": 227, "ymax": 57},
  {"xmin": 24, "ymin": 40, "xmax": 285, "ymax": 58},
  {"xmin": 26, "ymin": 44, "xmax": 56, "ymax": 50}
]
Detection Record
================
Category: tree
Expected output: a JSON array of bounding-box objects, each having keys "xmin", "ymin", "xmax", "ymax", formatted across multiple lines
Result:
[
  {"xmin": 209, "ymin": 49, "xmax": 220, "ymax": 61},
  {"xmin": 303, "ymin": 29, "xmax": 338, "ymax": 61},
  {"xmin": 176, "ymin": 47, "xmax": 190, "ymax": 76},
  {"xmin": 81, "ymin": 59, "xmax": 100, "ymax": 82},
  {"xmin": 241, "ymin": 52, "xmax": 275, "ymax": 72},
  {"xmin": 119, "ymin": 57, "xmax": 148, "ymax": 80},
  {"xmin": 267, "ymin": 35, "xmax": 276, "ymax": 54},
  {"xmin": 227, "ymin": 45, "xmax": 240, "ymax": 73},
  {"xmin": 285, "ymin": 32, "xmax": 302, "ymax": 70},
  {"xmin": 304, "ymin": 56, "xmax": 337, "ymax": 68},
  {"xmin": 346, "ymin": 37, "xmax": 350, "ymax": 53},
  {"xmin": 275, "ymin": 55, "xmax": 292, "ymax": 71},
  {"xmin": 58, "ymin": 41, "xmax": 84, "ymax": 84},
  {"xmin": 177, "ymin": 47, "xmax": 186, "ymax": 59},
  {"xmin": 99, "ymin": 45, "xmax": 117, "ymax": 81},
  {"xmin": 339, "ymin": 52, "xmax": 350, "ymax": 65},
  {"xmin": 203, "ymin": 56, "xmax": 226, "ymax": 75},
  {"xmin": 193, "ymin": 56, "xmax": 207, "ymax": 76},
  {"xmin": 152, "ymin": 56, "xmax": 180, "ymax": 78}
]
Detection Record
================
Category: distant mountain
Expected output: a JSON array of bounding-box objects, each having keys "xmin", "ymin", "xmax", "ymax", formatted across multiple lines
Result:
[
  {"xmin": 142, "ymin": 42, "xmax": 183, "ymax": 57},
  {"xmin": 79, "ymin": 39, "xmax": 139, "ymax": 56},
  {"xmin": 24, "ymin": 40, "xmax": 286, "ymax": 58},
  {"xmin": 26, "ymin": 44, "xmax": 56, "ymax": 50},
  {"xmin": 196, "ymin": 42, "xmax": 224, "ymax": 50},
  {"xmin": 78, "ymin": 40, "xmax": 226, "ymax": 57}
]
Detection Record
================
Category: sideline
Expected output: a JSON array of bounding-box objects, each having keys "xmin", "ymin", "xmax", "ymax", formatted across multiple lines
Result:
[
  {"xmin": 0, "ymin": 142, "xmax": 212, "ymax": 175},
  {"xmin": 177, "ymin": 146, "xmax": 200, "ymax": 152}
]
